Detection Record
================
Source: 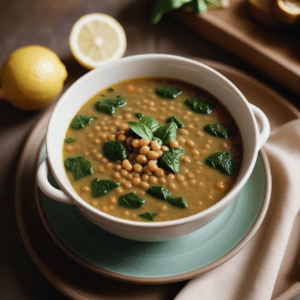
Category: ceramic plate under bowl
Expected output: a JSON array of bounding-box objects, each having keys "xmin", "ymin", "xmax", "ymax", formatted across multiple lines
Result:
[{"xmin": 36, "ymin": 145, "xmax": 271, "ymax": 284}]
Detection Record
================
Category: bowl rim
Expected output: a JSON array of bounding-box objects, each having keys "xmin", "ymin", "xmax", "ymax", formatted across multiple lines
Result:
[{"xmin": 46, "ymin": 53, "xmax": 259, "ymax": 229}]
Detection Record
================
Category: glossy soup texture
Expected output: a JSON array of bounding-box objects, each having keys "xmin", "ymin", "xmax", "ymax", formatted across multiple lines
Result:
[{"xmin": 63, "ymin": 77, "xmax": 243, "ymax": 222}]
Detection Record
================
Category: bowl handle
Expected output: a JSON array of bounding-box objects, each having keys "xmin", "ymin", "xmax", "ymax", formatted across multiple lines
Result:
[
  {"xmin": 37, "ymin": 160, "xmax": 73, "ymax": 205},
  {"xmin": 250, "ymin": 104, "xmax": 270, "ymax": 150}
]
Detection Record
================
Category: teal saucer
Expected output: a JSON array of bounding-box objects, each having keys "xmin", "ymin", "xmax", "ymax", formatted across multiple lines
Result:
[{"xmin": 37, "ymin": 148, "xmax": 271, "ymax": 284}]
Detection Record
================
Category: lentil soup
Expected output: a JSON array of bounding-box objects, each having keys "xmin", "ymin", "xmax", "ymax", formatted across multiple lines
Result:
[{"xmin": 63, "ymin": 77, "xmax": 243, "ymax": 222}]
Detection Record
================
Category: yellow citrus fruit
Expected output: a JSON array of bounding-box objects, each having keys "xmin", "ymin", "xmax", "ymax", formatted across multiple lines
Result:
[
  {"xmin": 69, "ymin": 13, "xmax": 127, "ymax": 70},
  {"xmin": 0, "ymin": 45, "xmax": 68, "ymax": 111}
]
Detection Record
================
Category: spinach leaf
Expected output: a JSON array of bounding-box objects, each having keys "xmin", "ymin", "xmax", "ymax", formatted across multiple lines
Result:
[
  {"xmin": 205, "ymin": 151, "xmax": 236, "ymax": 175},
  {"xmin": 103, "ymin": 141, "xmax": 128, "ymax": 162},
  {"xmin": 153, "ymin": 122, "xmax": 177, "ymax": 146},
  {"xmin": 128, "ymin": 121, "xmax": 153, "ymax": 140},
  {"xmin": 150, "ymin": 0, "xmax": 193, "ymax": 24},
  {"xmin": 92, "ymin": 178, "xmax": 120, "ymax": 197},
  {"xmin": 95, "ymin": 97, "xmax": 126, "ymax": 115},
  {"xmin": 152, "ymin": 137, "xmax": 163, "ymax": 145},
  {"xmin": 71, "ymin": 115, "xmax": 94, "ymax": 129},
  {"xmin": 64, "ymin": 156, "xmax": 93, "ymax": 180},
  {"xmin": 146, "ymin": 185, "xmax": 171, "ymax": 200},
  {"xmin": 140, "ymin": 116, "xmax": 160, "ymax": 133},
  {"xmin": 119, "ymin": 192, "xmax": 145, "ymax": 209},
  {"xmin": 167, "ymin": 196, "xmax": 188, "ymax": 208},
  {"xmin": 166, "ymin": 116, "xmax": 184, "ymax": 128},
  {"xmin": 185, "ymin": 97, "xmax": 212, "ymax": 114},
  {"xmin": 204, "ymin": 124, "xmax": 230, "ymax": 139},
  {"xmin": 158, "ymin": 147, "xmax": 184, "ymax": 173},
  {"xmin": 107, "ymin": 88, "xmax": 114, "ymax": 93},
  {"xmin": 135, "ymin": 112, "xmax": 144, "ymax": 120},
  {"xmin": 65, "ymin": 137, "xmax": 75, "ymax": 143},
  {"xmin": 155, "ymin": 85, "xmax": 182, "ymax": 99},
  {"xmin": 139, "ymin": 212, "xmax": 158, "ymax": 221}
]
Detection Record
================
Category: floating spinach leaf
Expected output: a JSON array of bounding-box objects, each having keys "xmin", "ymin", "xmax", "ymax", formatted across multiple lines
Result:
[
  {"xmin": 135, "ymin": 112, "xmax": 144, "ymax": 120},
  {"xmin": 119, "ymin": 192, "xmax": 145, "ymax": 209},
  {"xmin": 103, "ymin": 141, "xmax": 128, "ymax": 162},
  {"xmin": 155, "ymin": 85, "xmax": 182, "ymax": 99},
  {"xmin": 95, "ymin": 97, "xmax": 126, "ymax": 115},
  {"xmin": 71, "ymin": 115, "xmax": 94, "ymax": 129},
  {"xmin": 152, "ymin": 137, "xmax": 163, "ymax": 145},
  {"xmin": 128, "ymin": 121, "xmax": 153, "ymax": 140},
  {"xmin": 185, "ymin": 97, "xmax": 212, "ymax": 114},
  {"xmin": 204, "ymin": 124, "xmax": 230, "ymax": 139},
  {"xmin": 146, "ymin": 185, "xmax": 171, "ymax": 200},
  {"xmin": 140, "ymin": 116, "xmax": 160, "ymax": 133},
  {"xmin": 166, "ymin": 116, "xmax": 184, "ymax": 128},
  {"xmin": 92, "ymin": 178, "xmax": 120, "ymax": 197},
  {"xmin": 205, "ymin": 151, "xmax": 236, "ymax": 175},
  {"xmin": 65, "ymin": 137, "xmax": 75, "ymax": 143},
  {"xmin": 64, "ymin": 156, "xmax": 93, "ymax": 180},
  {"xmin": 107, "ymin": 88, "xmax": 114, "ymax": 93},
  {"xmin": 139, "ymin": 212, "xmax": 158, "ymax": 221},
  {"xmin": 153, "ymin": 122, "xmax": 177, "ymax": 146},
  {"xmin": 158, "ymin": 147, "xmax": 184, "ymax": 173},
  {"xmin": 167, "ymin": 196, "xmax": 188, "ymax": 208}
]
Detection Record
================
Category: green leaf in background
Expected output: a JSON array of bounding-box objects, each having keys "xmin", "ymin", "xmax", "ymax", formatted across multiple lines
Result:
[
  {"xmin": 205, "ymin": 151, "xmax": 236, "ymax": 175},
  {"xmin": 119, "ymin": 192, "xmax": 146, "ymax": 209},
  {"xmin": 92, "ymin": 178, "xmax": 120, "ymax": 197},
  {"xmin": 139, "ymin": 212, "xmax": 158, "ymax": 221},
  {"xmin": 153, "ymin": 122, "xmax": 177, "ymax": 145},
  {"xmin": 167, "ymin": 196, "xmax": 188, "ymax": 208},
  {"xmin": 146, "ymin": 185, "xmax": 171, "ymax": 200},
  {"xmin": 71, "ymin": 115, "xmax": 94, "ymax": 130},
  {"xmin": 204, "ymin": 124, "xmax": 230, "ymax": 139},
  {"xmin": 128, "ymin": 121, "xmax": 153, "ymax": 140},
  {"xmin": 65, "ymin": 137, "xmax": 75, "ymax": 143},
  {"xmin": 103, "ymin": 141, "xmax": 128, "ymax": 162},
  {"xmin": 158, "ymin": 147, "xmax": 184, "ymax": 173},
  {"xmin": 95, "ymin": 97, "xmax": 126, "ymax": 115},
  {"xmin": 135, "ymin": 112, "xmax": 145, "ymax": 120},
  {"xmin": 155, "ymin": 85, "xmax": 182, "ymax": 99},
  {"xmin": 166, "ymin": 116, "xmax": 184, "ymax": 128},
  {"xmin": 186, "ymin": 0, "xmax": 211, "ymax": 13},
  {"xmin": 185, "ymin": 97, "xmax": 212, "ymax": 114},
  {"xmin": 150, "ymin": 0, "xmax": 193, "ymax": 24},
  {"xmin": 64, "ymin": 156, "xmax": 93, "ymax": 180}
]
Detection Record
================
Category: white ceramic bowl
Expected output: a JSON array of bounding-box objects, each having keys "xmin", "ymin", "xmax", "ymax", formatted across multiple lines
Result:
[{"xmin": 37, "ymin": 54, "xmax": 270, "ymax": 242}]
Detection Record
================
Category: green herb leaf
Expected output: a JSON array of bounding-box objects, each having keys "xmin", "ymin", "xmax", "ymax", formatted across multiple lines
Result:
[
  {"xmin": 150, "ymin": 0, "xmax": 193, "ymax": 24},
  {"xmin": 186, "ymin": 0, "xmax": 211, "ymax": 13},
  {"xmin": 65, "ymin": 137, "xmax": 75, "ymax": 143},
  {"xmin": 128, "ymin": 121, "xmax": 153, "ymax": 140},
  {"xmin": 140, "ymin": 116, "xmax": 160, "ymax": 133},
  {"xmin": 146, "ymin": 185, "xmax": 171, "ymax": 200},
  {"xmin": 158, "ymin": 147, "xmax": 184, "ymax": 173},
  {"xmin": 64, "ymin": 156, "xmax": 93, "ymax": 180},
  {"xmin": 205, "ymin": 151, "xmax": 236, "ymax": 175},
  {"xmin": 155, "ymin": 85, "xmax": 182, "ymax": 99},
  {"xmin": 204, "ymin": 124, "xmax": 230, "ymax": 139},
  {"xmin": 135, "ymin": 113, "xmax": 144, "ymax": 120},
  {"xmin": 153, "ymin": 122, "xmax": 177, "ymax": 146},
  {"xmin": 167, "ymin": 196, "xmax": 188, "ymax": 208},
  {"xmin": 107, "ymin": 88, "xmax": 114, "ymax": 93},
  {"xmin": 71, "ymin": 115, "xmax": 94, "ymax": 129},
  {"xmin": 95, "ymin": 97, "xmax": 126, "ymax": 115},
  {"xmin": 139, "ymin": 212, "xmax": 158, "ymax": 221},
  {"xmin": 152, "ymin": 137, "xmax": 163, "ymax": 145},
  {"xmin": 119, "ymin": 192, "xmax": 145, "ymax": 209},
  {"xmin": 103, "ymin": 141, "xmax": 128, "ymax": 162},
  {"xmin": 166, "ymin": 116, "xmax": 184, "ymax": 128},
  {"xmin": 92, "ymin": 178, "xmax": 120, "ymax": 197},
  {"xmin": 185, "ymin": 97, "xmax": 212, "ymax": 114}
]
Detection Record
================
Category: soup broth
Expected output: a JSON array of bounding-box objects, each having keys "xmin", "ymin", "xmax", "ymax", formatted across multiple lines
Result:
[{"xmin": 63, "ymin": 77, "xmax": 243, "ymax": 222}]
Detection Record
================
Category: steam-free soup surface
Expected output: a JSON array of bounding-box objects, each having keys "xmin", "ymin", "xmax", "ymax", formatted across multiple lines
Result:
[{"xmin": 63, "ymin": 77, "xmax": 243, "ymax": 222}]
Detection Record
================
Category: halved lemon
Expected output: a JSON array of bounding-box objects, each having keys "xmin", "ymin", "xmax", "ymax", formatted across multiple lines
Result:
[{"xmin": 69, "ymin": 13, "xmax": 127, "ymax": 70}]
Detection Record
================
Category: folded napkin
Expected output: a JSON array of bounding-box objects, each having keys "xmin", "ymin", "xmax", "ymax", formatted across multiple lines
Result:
[{"xmin": 175, "ymin": 119, "xmax": 300, "ymax": 300}]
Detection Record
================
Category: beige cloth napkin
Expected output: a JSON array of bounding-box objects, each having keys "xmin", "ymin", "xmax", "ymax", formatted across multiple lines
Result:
[{"xmin": 175, "ymin": 119, "xmax": 300, "ymax": 300}]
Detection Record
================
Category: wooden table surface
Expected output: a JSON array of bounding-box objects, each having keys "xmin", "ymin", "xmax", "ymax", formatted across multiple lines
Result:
[{"xmin": 1, "ymin": 0, "xmax": 299, "ymax": 299}]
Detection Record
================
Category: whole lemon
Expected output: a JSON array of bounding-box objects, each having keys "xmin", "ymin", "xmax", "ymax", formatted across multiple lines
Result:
[{"xmin": 0, "ymin": 45, "xmax": 68, "ymax": 110}]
